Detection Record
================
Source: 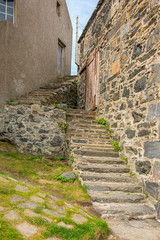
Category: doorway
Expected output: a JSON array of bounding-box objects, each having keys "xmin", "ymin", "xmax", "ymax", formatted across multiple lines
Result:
[
  {"xmin": 85, "ymin": 50, "xmax": 99, "ymax": 111},
  {"xmin": 57, "ymin": 41, "xmax": 65, "ymax": 76}
]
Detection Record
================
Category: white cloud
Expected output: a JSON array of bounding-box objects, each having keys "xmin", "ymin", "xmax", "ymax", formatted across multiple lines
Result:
[{"xmin": 66, "ymin": 0, "xmax": 99, "ymax": 75}]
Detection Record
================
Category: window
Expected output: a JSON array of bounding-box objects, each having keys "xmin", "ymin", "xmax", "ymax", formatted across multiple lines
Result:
[
  {"xmin": 0, "ymin": 0, "xmax": 14, "ymax": 23},
  {"xmin": 56, "ymin": 1, "xmax": 60, "ymax": 17}
]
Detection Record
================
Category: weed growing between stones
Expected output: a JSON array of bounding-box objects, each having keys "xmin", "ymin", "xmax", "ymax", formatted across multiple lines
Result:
[
  {"xmin": 96, "ymin": 118, "xmax": 107, "ymax": 125},
  {"xmin": 69, "ymin": 157, "xmax": 74, "ymax": 163},
  {"xmin": 104, "ymin": 125, "xmax": 112, "ymax": 133},
  {"xmin": 5, "ymin": 100, "xmax": 16, "ymax": 104},
  {"xmin": 130, "ymin": 172, "xmax": 136, "ymax": 177},
  {"xmin": 26, "ymin": 155, "xmax": 42, "ymax": 162},
  {"xmin": 29, "ymin": 216, "xmax": 49, "ymax": 226},
  {"xmin": 58, "ymin": 122, "xmax": 69, "ymax": 133},
  {"xmin": 122, "ymin": 156, "xmax": 128, "ymax": 164},
  {"xmin": 55, "ymin": 175, "xmax": 75, "ymax": 183},
  {"xmin": 44, "ymin": 218, "xmax": 108, "ymax": 240},
  {"xmin": 125, "ymin": 165, "xmax": 130, "ymax": 169},
  {"xmin": 0, "ymin": 172, "xmax": 108, "ymax": 240},
  {"xmin": 112, "ymin": 141, "xmax": 121, "ymax": 152},
  {"xmin": 56, "ymin": 156, "xmax": 65, "ymax": 161},
  {"xmin": 96, "ymin": 118, "xmax": 112, "ymax": 136},
  {"xmin": 0, "ymin": 215, "xmax": 24, "ymax": 240},
  {"xmin": 50, "ymin": 103, "xmax": 57, "ymax": 107}
]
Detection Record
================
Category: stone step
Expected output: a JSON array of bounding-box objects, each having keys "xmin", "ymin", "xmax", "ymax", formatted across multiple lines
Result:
[
  {"xmin": 28, "ymin": 91, "xmax": 55, "ymax": 96},
  {"xmin": 78, "ymin": 163, "xmax": 130, "ymax": 173},
  {"xmin": 69, "ymin": 129, "xmax": 111, "ymax": 137},
  {"xmin": 29, "ymin": 91, "xmax": 57, "ymax": 96},
  {"xmin": 70, "ymin": 143, "xmax": 115, "ymax": 152},
  {"xmin": 70, "ymin": 143, "xmax": 115, "ymax": 153},
  {"xmin": 88, "ymin": 191, "xmax": 145, "ymax": 203},
  {"xmin": 67, "ymin": 114, "xmax": 96, "ymax": 120},
  {"xmin": 40, "ymin": 83, "xmax": 62, "ymax": 89},
  {"xmin": 16, "ymin": 99, "xmax": 41, "ymax": 105},
  {"xmin": 40, "ymin": 79, "xmax": 76, "ymax": 89},
  {"xmin": 68, "ymin": 120, "xmax": 98, "ymax": 126},
  {"xmin": 68, "ymin": 127, "xmax": 109, "ymax": 134},
  {"xmin": 70, "ymin": 136, "xmax": 112, "ymax": 143},
  {"xmin": 76, "ymin": 156, "xmax": 125, "ymax": 165},
  {"xmin": 40, "ymin": 84, "xmax": 72, "ymax": 90},
  {"xmin": 71, "ymin": 142, "xmax": 114, "ymax": 149},
  {"xmin": 93, "ymin": 203, "xmax": 156, "ymax": 220},
  {"xmin": 71, "ymin": 146, "xmax": 114, "ymax": 152},
  {"xmin": 84, "ymin": 182, "xmax": 142, "ymax": 193},
  {"xmin": 67, "ymin": 109, "xmax": 97, "ymax": 115},
  {"xmin": 57, "ymin": 75, "xmax": 77, "ymax": 81},
  {"xmin": 68, "ymin": 131, "xmax": 110, "ymax": 142},
  {"xmin": 80, "ymin": 172, "xmax": 134, "ymax": 182},
  {"xmin": 68, "ymin": 123, "xmax": 106, "ymax": 129},
  {"xmin": 74, "ymin": 150, "xmax": 119, "ymax": 158}
]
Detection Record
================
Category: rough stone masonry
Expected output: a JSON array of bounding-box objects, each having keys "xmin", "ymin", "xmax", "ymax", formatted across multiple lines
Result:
[
  {"xmin": 0, "ymin": 104, "xmax": 67, "ymax": 157},
  {"xmin": 77, "ymin": 0, "xmax": 160, "ymax": 217}
]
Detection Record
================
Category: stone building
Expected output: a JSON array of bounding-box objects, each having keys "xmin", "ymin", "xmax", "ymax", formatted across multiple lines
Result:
[
  {"xmin": 0, "ymin": 0, "xmax": 72, "ymax": 104},
  {"xmin": 77, "ymin": 0, "xmax": 160, "ymax": 215}
]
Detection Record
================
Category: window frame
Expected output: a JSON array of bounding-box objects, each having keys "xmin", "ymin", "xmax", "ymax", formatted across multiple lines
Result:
[
  {"xmin": 56, "ymin": 0, "xmax": 61, "ymax": 17},
  {"xmin": 0, "ymin": 0, "xmax": 14, "ymax": 23}
]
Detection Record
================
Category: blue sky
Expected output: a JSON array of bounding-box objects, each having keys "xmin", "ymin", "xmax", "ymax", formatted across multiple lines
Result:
[{"xmin": 66, "ymin": 0, "xmax": 99, "ymax": 75}]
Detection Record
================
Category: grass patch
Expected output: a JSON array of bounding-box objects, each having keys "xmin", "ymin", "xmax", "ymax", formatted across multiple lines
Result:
[
  {"xmin": 56, "ymin": 156, "xmax": 65, "ymax": 161},
  {"xmin": 29, "ymin": 216, "xmax": 49, "ymax": 226},
  {"xmin": 112, "ymin": 141, "xmax": 121, "ymax": 152},
  {"xmin": 122, "ymin": 157, "xmax": 128, "ymax": 164},
  {"xmin": 0, "ymin": 142, "xmax": 90, "ymax": 203},
  {"xmin": 145, "ymin": 193, "xmax": 149, "ymax": 199},
  {"xmin": 55, "ymin": 175, "xmax": 75, "ymax": 183},
  {"xmin": 45, "ymin": 219, "xmax": 108, "ymax": 240},
  {"xmin": 96, "ymin": 118, "xmax": 106, "ymax": 125},
  {"xmin": 0, "ymin": 215, "xmax": 24, "ymax": 240}
]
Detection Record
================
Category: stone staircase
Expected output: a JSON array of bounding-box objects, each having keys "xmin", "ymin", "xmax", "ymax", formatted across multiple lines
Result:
[
  {"xmin": 15, "ymin": 76, "xmax": 77, "ymax": 107},
  {"xmin": 67, "ymin": 109, "xmax": 156, "ymax": 220}
]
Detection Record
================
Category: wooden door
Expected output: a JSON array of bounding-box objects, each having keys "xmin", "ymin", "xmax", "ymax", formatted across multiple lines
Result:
[{"xmin": 85, "ymin": 51, "xmax": 99, "ymax": 111}]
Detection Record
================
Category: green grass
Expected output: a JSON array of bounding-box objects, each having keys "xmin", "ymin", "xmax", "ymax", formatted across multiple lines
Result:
[
  {"xmin": 145, "ymin": 193, "xmax": 149, "ymax": 199},
  {"xmin": 29, "ymin": 216, "xmax": 49, "ymax": 226},
  {"xmin": 58, "ymin": 122, "xmax": 69, "ymax": 133},
  {"xmin": 130, "ymin": 173, "xmax": 136, "ymax": 177},
  {"xmin": 0, "ymin": 142, "xmax": 90, "ymax": 203},
  {"xmin": 45, "ymin": 219, "xmax": 108, "ymax": 240},
  {"xmin": 55, "ymin": 175, "xmax": 75, "ymax": 183},
  {"xmin": 0, "ymin": 215, "xmax": 24, "ymax": 240},
  {"xmin": 69, "ymin": 157, "xmax": 74, "ymax": 163},
  {"xmin": 122, "ymin": 157, "xmax": 128, "ymax": 164},
  {"xmin": 0, "ymin": 176, "xmax": 109, "ymax": 240},
  {"xmin": 112, "ymin": 141, "xmax": 121, "ymax": 152},
  {"xmin": 104, "ymin": 125, "xmax": 112, "ymax": 133},
  {"xmin": 5, "ymin": 100, "xmax": 16, "ymax": 104},
  {"xmin": 0, "ymin": 142, "xmax": 109, "ymax": 240},
  {"xmin": 96, "ymin": 118, "xmax": 107, "ymax": 125},
  {"xmin": 56, "ymin": 156, "xmax": 65, "ymax": 161}
]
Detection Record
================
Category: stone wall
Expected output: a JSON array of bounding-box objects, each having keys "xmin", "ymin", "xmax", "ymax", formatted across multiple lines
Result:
[
  {"xmin": 78, "ymin": 0, "xmax": 160, "ymax": 214},
  {"xmin": 0, "ymin": 104, "xmax": 68, "ymax": 158}
]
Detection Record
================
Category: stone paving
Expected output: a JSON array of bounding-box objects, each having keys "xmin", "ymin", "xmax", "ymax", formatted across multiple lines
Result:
[
  {"xmin": 0, "ymin": 173, "xmax": 95, "ymax": 239},
  {"xmin": 0, "ymin": 172, "xmax": 160, "ymax": 239},
  {"xmin": 107, "ymin": 219, "xmax": 160, "ymax": 240}
]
